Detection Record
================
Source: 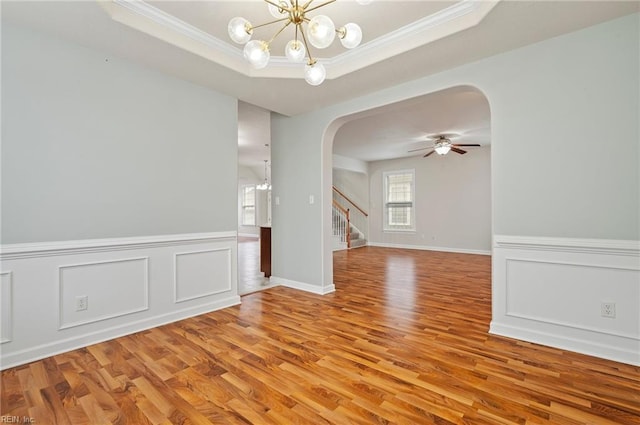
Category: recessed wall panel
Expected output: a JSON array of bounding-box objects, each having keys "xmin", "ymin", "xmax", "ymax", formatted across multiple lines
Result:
[
  {"xmin": 175, "ymin": 248, "xmax": 231, "ymax": 303},
  {"xmin": 505, "ymin": 258, "xmax": 639, "ymax": 338},
  {"xmin": 59, "ymin": 257, "xmax": 149, "ymax": 329},
  {"xmin": 1, "ymin": 272, "xmax": 12, "ymax": 343}
]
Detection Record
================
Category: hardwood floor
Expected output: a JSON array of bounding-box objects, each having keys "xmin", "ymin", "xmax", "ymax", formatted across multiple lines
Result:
[
  {"xmin": 237, "ymin": 236, "xmax": 277, "ymax": 295},
  {"xmin": 2, "ymin": 247, "xmax": 639, "ymax": 424}
]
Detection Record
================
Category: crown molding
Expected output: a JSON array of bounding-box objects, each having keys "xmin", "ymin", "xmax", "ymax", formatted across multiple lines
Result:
[
  {"xmin": 102, "ymin": 0, "xmax": 499, "ymax": 80},
  {"xmin": 325, "ymin": 0, "xmax": 498, "ymax": 78}
]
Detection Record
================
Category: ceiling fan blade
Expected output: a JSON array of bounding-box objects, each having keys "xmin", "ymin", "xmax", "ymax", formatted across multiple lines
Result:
[
  {"xmin": 450, "ymin": 147, "xmax": 467, "ymax": 154},
  {"xmin": 423, "ymin": 150, "xmax": 436, "ymax": 157},
  {"xmin": 452, "ymin": 144, "xmax": 481, "ymax": 147}
]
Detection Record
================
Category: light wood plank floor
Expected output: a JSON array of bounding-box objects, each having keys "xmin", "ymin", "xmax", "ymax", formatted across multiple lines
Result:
[
  {"xmin": 2, "ymin": 247, "xmax": 639, "ymax": 424},
  {"xmin": 237, "ymin": 236, "xmax": 277, "ymax": 295}
]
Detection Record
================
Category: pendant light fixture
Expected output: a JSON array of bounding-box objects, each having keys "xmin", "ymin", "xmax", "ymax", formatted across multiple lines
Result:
[
  {"xmin": 257, "ymin": 160, "xmax": 272, "ymax": 191},
  {"xmin": 228, "ymin": 0, "xmax": 370, "ymax": 86}
]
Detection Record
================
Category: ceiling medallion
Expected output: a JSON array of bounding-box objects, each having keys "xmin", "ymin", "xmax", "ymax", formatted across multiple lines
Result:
[{"xmin": 228, "ymin": 0, "xmax": 371, "ymax": 86}]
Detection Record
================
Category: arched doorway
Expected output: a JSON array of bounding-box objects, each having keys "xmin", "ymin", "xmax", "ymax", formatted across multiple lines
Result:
[{"xmin": 321, "ymin": 85, "xmax": 492, "ymax": 288}]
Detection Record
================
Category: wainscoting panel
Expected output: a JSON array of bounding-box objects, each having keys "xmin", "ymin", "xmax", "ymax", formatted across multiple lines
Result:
[
  {"xmin": 59, "ymin": 257, "xmax": 149, "ymax": 329},
  {"xmin": 0, "ymin": 232, "xmax": 239, "ymax": 369},
  {"xmin": 1, "ymin": 272, "xmax": 13, "ymax": 343},
  {"xmin": 491, "ymin": 235, "xmax": 640, "ymax": 366},
  {"xmin": 505, "ymin": 259, "xmax": 638, "ymax": 338},
  {"xmin": 175, "ymin": 248, "xmax": 231, "ymax": 303}
]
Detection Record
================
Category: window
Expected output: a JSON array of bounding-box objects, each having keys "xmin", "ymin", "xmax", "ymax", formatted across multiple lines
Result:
[
  {"xmin": 383, "ymin": 170, "xmax": 415, "ymax": 231},
  {"xmin": 241, "ymin": 185, "xmax": 256, "ymax": 226}
]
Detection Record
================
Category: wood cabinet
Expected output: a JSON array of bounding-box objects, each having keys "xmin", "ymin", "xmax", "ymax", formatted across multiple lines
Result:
[{"xmin": 260, "ymin": 226, "xmax": 271, "ymax": 278}]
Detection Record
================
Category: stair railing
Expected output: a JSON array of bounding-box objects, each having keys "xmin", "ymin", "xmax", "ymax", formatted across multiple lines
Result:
[
  {"xmin": 332, "ymin": 201, "xmax": 350, "ymax": 248},
  {"xmin": 332, "ymin": 186, "xmax": 368, "ymax": 248}
]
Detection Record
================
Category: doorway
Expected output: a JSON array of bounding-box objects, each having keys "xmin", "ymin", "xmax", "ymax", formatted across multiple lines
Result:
[{"xmin": 326, "ymin": 85, "xmax": 492, "ymax": 285}]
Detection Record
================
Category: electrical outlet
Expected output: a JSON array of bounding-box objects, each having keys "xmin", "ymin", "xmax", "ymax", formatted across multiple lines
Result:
[
  {"xmin": 76, "ymin": 295, "xmax": 88, "ymax": 312},
  {"xmin": 601, "ymin": 302, "xmax": 615, "ymax": 318}
]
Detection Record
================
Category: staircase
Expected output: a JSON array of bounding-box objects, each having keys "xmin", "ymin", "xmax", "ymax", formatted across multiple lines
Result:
[
  {"xmin": 332, "ymin": 186, "xmax": 368, "ymax": 251},
  {"xmin": 349, "ymin": 225, "xmax": 366, "ymax": 248}
]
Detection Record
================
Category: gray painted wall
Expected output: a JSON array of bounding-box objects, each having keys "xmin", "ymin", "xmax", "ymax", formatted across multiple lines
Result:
[
  {"xmin": 271, "ymin": 13, "xmax": 639, "ymax": 289},
  {"xmin": 333, "ymin": 148, "xmax": 491, "ymax": 253},
  {"xmin": 332, "ymin": 168, "xmax": 369, "ymax": 213},
  {"xmin": 271, "ymin": 115, "xmax": 325, "ymax": 286},
  {"xmin": 1, "ymin": 23, "xmax": 238, "ymax": 244},
  {"xmin": 486, "ymin": 16, "xmax": 639, "ymax": 240},
  {"xmin": 368, "ymin": 147, "xmax": 491, "ymax": 252}
]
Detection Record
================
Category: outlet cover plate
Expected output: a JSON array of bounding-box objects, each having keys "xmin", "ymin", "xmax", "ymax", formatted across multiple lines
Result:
[
  {"xmin": 76, "ymin": 295, "xmax": 88, "ymax": 312},
  {"xmin": 601, "ymin": 302, "xmax": 616, "ymax": 318}
]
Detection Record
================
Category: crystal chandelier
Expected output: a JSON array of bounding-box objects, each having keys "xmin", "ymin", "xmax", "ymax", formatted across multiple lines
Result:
[{"xmin": 228, "ymin": 0, "xmax": 371, "ymax": 86}]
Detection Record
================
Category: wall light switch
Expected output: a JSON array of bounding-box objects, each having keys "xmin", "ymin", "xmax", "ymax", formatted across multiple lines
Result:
[
  {"xmin": 309, "ymin": 195, "xmax": 314, "ymax": 204},
  {"xmin": 275, "ymin": 196, "xmax": 280, "ymax": 206}
]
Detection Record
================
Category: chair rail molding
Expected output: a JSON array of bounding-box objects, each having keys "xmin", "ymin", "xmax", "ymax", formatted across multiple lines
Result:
[{"xmin": 493, "ymin": 235, "xmax": 640, "ymax": 256}]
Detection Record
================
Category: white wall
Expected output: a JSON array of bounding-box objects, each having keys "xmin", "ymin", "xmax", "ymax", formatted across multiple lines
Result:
[
  {"xmin": 333, "ymin": 154, "xmax": 368, "ymax": 174},
  {"xmin": 368, "ymin": 147, "xmax": 491, "ymax": 254},
  {"xmin": 271, "ymin": 14, "xmax": 640, "ymax": 364},
  {"xmin": 1, "ymin": 23, "xmax": 240, "ymax": 368},
  {"xmin": 332, "ymin": 167, "xmax": 369, "ymax": 213},
  {"xmin": 271, "ymin": 114, "xmax": 329, "ymax": 293},
  {"xmin": 1, "ymin": 23, "xmax": 238, "ymax": 244},
  {"xmin": 487, "ymin": 17, "xmax": 639, "ymax": 240}
]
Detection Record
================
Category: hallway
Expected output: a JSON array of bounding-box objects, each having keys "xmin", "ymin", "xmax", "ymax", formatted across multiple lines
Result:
[{"xmin": 238, "ymin": 236, "xmax": 278, "ymax": 295}]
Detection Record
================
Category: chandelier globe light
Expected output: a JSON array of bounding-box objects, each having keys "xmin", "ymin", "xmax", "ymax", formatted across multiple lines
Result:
[
  {"xmin": 228, "ymin": 17, "xmax": 253, "ymax": 44},
  {"xmin": 307, "ymin": 15, "xmax": 336, "ymax": 48},
  {"xmin": 285, "ymin": 40, "xmax": 306, "ymax": 62},
  {"xmin": 305, "ymin": 62, "xmax": 326, "ymax": 86},
  {"xmin": 243, "ymin": 40, "xmax": 270, "ymax": 69},
  {"xmin": 228, "ymin": 0, "xmax": 370, "ymax": 86},
  {"xmin": 339, "ymin": 23, "xmax": 363, "ymax": 48}
]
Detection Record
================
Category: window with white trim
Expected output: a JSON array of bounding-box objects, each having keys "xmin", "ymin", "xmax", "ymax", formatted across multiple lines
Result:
[
  {"xmin": 241, "ymin": 185, "xmax": 256, "ymax": 226},
  {"xmin": 383, "ymin": 170, "xmax": 415, "ymax": 231}
]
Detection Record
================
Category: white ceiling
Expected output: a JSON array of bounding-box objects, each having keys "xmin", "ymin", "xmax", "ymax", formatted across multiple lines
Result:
[
  {"xmin": 333, "ymin": 85, "xmax": 490, "ymax": 162},
  {"xmin": 3, "ymin": 1, "xmax": 638, "ymax": 168}
]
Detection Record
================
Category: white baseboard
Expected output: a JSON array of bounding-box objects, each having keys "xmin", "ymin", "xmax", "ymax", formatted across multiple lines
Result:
[
  {"xmin": 270, "ymin": 276, "xmax": 335, "ymax": 295},
  {"xmin": 0, "ymin": 295, "xmax": 240, "ymax": 370},
  {"xmin": 1, "ymin": 232, "xmax": 239, "ymax": 370},
  {"xmin": 492, "ymin": 235, "xmax": 640, "ymax": 366},
  {"xmin": 368, "ymin": 241, "xmax": 491, "ymax": 256},
  {"xmin": 489, "ymin": 321, "xmax": 640, "ymax": 367}
]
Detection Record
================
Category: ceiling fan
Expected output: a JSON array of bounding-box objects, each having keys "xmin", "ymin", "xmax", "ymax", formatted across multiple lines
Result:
[{"xmin": 409, "ymin": 134, "xmax": 480, "ymax": 157}]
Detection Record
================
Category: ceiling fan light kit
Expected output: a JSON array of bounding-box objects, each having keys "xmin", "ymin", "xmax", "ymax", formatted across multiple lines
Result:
[
  {"xmin": 228, "ymin": 0, "xmax": 370, "ymax": 86},
  {"xmin": 434, "ymin": 139, "xmax": 452, "ymax": 155},
  {"xmin": 409, "ymin": 135, "xmax": 481, "ymax": 158}
]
